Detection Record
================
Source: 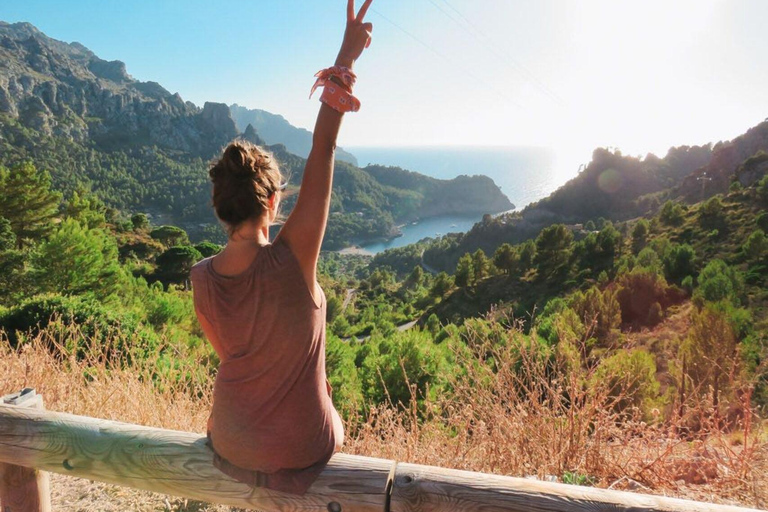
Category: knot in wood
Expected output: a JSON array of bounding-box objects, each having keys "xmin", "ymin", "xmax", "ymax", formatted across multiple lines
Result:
[{"xmin": 396, "ymin": 474, "xmax": 414, "ymax": 486}]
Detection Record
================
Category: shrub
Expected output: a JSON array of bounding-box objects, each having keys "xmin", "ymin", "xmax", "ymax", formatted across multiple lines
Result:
[
  {"xmin": 631, "ymin": 219, "xmax": 650, "ymax": 254},
  {"xmin": 695, "ymin": 259, "xmax": 744, "ymax": 305},
  {"xmin": 615, "ymin": 269, "xmax": 674, "ymax": 329},
  {"xmin": 662, "ymin": 243, "xmax": 696, "ymax": 283},
  {"xmin": 593, "ymin": 349, "xmax": 660, "ymax": 417},
  {"xmin": 757, "ymin": 212, "xmax": 768, "ymax": 232},
  {"xmin": 697, "ymin": 196, "xmax": 726, "ymax": 230},
  {"xmin": 742, "ymin": 230, "xmax": 768, "ymax": 262},
  {"xmin": 0, "ymin": 293, "xmax": 159, "ymax": 359},
  {"xmin": 193, "ymin": 241, "xmax": 222, "ymax": 258},
  {"xmin": 659, "ymin": 200, "xmax": 685, "ymax": 226}
]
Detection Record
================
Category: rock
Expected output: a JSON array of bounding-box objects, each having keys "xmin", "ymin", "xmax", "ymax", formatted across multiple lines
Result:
[
  {"xmin": 241, "ymin": 123, "xmax": 265, "ymax": 145},
  {"xmin": 88, "ymin": 58, "xmax": 132, "ymax": 83}
]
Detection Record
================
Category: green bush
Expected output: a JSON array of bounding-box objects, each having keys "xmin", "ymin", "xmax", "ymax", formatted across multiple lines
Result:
[
  {"xmin": 662, "ymin": 243, "xmax": 696, "ymax": 283},
  {"xmin": 0, "ymin": 293, "xmax": 159, "ymax": 359},
  {"xmin": 659, "ymin": 200, "xmax": 685, "ymax": 226},
  {"xmin": 593, "ymin": 349, "xmax": 660, "ymax": 417},
  {"xmin": 695, "ymin": 259, "xmax": 743, "ymax": 305}
]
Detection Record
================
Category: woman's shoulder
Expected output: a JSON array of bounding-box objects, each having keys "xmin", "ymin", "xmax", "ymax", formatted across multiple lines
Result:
[{"xmin": 190, "ymin": 257, "xmax": 213, "ymax": 283}]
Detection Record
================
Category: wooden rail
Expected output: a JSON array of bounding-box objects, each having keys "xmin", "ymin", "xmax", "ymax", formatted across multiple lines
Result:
[{"xmin": 0, "ymin": 397, "xmax": 763, "ymax": 512}]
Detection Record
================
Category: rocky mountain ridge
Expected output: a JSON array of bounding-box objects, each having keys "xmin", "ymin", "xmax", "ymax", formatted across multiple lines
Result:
[
  {"xmin": 0, "ymin": 21, "xmax": 235, "ymax": 156},
  {"xmin": 230, "ymin": 104, "xmax": 358, "ymax": 166}
]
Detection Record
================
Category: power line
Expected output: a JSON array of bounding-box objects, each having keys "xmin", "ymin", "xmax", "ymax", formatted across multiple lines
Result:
[
  {"xmin": 434, "ymin": 0, "xmax": 565, "ymax": 106},
  {"xmin": 370, "ymin": 7, "xmax": 521, "ymax": 109}
]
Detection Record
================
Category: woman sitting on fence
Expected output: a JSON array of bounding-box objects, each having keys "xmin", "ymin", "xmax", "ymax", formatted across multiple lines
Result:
[{"xmin": 190, "ymin": 0, "xmax": 374, "ymax": 495}]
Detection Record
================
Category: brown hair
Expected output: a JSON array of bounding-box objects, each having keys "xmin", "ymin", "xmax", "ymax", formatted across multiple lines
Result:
[{"xmin": 209, "ymin": 140, "xmax": 283, "ymax": 236}]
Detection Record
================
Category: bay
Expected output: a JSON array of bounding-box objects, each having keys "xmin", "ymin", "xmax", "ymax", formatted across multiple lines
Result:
[{"xmin": 346, "ymin": 146, "xmax": 575, "ymax": 254}]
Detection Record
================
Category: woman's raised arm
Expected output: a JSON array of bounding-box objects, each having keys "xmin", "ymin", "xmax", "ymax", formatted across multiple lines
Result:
[{"xmin": 278, "ymin": 0, "xmax": 373, "ymax": 299}]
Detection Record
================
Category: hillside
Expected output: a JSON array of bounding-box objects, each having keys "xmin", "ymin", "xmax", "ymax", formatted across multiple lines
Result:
[
  {"xmin": 230, "ymin": 103, "xmax": 358, "ymax": 165},
  {"xmin": 0, "ymin": 21, "xmax": 513, "ymax": 249},
  {"xmin": 418, "ymin": 121, "xmax": 768, "ymax": 272}
]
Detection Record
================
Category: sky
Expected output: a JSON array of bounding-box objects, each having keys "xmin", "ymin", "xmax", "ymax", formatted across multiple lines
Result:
[{"xmin": 3, "ymin": 0, "xmax": 768, "ymax": 174}]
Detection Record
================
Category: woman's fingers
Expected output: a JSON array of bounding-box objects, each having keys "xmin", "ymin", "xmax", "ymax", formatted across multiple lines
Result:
[
  {"xmin": 347, "ymin": 0, "xmax": 355, "ymax": 22},
  {"xmin": 363, "ymin": 22, "xmax": 373, "ymax": 47},
  {"xmin": 356, "ymin": 0, "xmax": 373, "ymax": 22}
]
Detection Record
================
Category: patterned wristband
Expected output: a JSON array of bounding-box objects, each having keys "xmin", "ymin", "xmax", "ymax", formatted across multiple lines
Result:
[{"xmin": 319, "ymin": 82, "xmax": 361, "ymax": 113}]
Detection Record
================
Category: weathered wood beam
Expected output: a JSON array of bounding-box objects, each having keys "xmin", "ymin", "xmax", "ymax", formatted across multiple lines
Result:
[
  {"xmin": 0, "ymin": 404, "xmax": 393, "ymax": 512},
  {"xmin": 390, "ymin": 462, "xmax": 761, "ymax": 512},
  {"xmin": 0, "ymin": 402, "xmax": 762, "ymax": 512}
]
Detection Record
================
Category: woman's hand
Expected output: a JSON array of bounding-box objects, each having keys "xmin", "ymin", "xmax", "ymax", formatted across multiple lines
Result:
[{"xmin": 336, "ymin": 0, "xmax": 374, "ymax": 68}]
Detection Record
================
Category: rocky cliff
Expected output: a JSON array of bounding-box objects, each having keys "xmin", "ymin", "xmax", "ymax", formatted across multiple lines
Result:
[
  {"xmin": 230, "ymin": 104, "xmax": 358, "ymax": 165},
  {"xmin": 0, "ymin": 21, "xmax": 235, "ymax": 156}
]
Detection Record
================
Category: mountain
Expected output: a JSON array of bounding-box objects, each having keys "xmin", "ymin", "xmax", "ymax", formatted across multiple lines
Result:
[
  {"xmin": 0, "ymin": 21, "xmax": 237, "ymax": 157},
  {"xmin": 419, "ymin": 120, "xmax": 768, "ymax": 272},
  {"xmin": 230, "ymin": 104, "xmax": 358, "ymax": 165},
  {"xmin": 0, "ymin": 21, "xmax": 513, "ymax": 249}
]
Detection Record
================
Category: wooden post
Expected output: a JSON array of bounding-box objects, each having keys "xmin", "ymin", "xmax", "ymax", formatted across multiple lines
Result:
[
  {"xmin": 0, "ymin": 389, "xmax": 51, "ymax": 512},
  {"xmin": 389, "ymin": 462, "xmax": 761, "ymax": 512},
  {"xmin": 0, "ymin": 403, "xmax": 393, "ymax": 512}
]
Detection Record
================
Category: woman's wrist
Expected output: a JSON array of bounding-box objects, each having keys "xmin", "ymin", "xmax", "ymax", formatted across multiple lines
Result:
[{"xmin": 334, "ymin": 53, "xmax": 355, "ymax": 69}]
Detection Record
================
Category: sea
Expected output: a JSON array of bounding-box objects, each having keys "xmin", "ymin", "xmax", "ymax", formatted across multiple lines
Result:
[{"xmin": 346, "ymin": 146, "xmax": 579, "ymax": 253}]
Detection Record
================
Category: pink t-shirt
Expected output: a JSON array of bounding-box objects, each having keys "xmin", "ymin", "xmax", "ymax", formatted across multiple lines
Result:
[{"xmin": 190, "ymin": 236, "xmax": 335, "ymax": 494}]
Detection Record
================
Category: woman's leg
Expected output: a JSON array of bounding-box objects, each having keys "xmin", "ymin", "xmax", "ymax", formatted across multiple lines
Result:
[{"xmin": 331, "ymin": 407, "xmax": 345, "ymax": 452}]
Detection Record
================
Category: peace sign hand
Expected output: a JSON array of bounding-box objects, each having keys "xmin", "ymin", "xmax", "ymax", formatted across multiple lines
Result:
[{"xmin": 336, "ymin": 0, "xmax": 374, "ymax": 68}]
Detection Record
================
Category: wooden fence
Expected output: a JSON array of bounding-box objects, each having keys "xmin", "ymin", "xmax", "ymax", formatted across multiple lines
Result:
[{"xmin": 0, "ymin": 389, "xmax": 763, "ymax": 512}]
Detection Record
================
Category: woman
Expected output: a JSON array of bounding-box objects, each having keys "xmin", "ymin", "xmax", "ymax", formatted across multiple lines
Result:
[{"xmin": 190, "ymin": 0, "xmax": 374, "ymax": 495}]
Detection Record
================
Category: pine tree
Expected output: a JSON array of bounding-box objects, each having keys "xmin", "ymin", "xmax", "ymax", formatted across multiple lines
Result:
[
  {"xmin": 0, "ymin": 162, "xmax": 62, "ymax": 249},
  {"xmin": 454, "ymin": 253, "xmax": 474, "ymax": 288},
  {"xmin": 33, "ymin": 218, "xmax": 120, "ymax": 298}
]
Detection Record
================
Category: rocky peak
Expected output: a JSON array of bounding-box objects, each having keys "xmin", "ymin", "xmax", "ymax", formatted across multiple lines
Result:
[
  {"xmin": 242, "ymin": 123, "xmax": 265, "ymax": 145},
  {"xmin": 88, "ymin": 58, "xmax": 132, "ymax": 83},
  {"xmin": 200, "ymin": 102, "xmax": 238, "ymax": 140}
]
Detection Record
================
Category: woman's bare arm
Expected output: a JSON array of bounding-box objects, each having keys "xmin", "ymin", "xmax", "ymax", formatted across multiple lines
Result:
[{"xmin": 278, "ymin": 0, "xmax": 373, "ymax": 300}]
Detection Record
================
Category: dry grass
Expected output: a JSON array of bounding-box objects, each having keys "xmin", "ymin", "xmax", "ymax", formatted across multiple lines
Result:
[{"xmin": 1, "ymin": 319, "xmax": 766, "ymax": 510}]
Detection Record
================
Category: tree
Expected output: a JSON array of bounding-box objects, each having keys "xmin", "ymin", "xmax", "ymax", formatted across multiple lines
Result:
[
  {"xmin": 697, "ymin": 196, "xmax": 726, "ymax": 230},
  {"xmin": 742, "ymin": 230, "xmax": 768, "ymax": 262},
  {"xmin": 154, "ymin": 246, "xmax": 203, "ymax": 288},
  {"xmin": 631, "ymin": 219, "xmax": 650, "ymax": 255},
  {"xmin": 0, "ymin": 216, "xmax": 26, "ymax": 305},
  {"xmin": 0, "ymin": 162, "xmax": 61, "ymax": 249},
  {"xmin": 194, "ymin": 241, "xmax": 222, "ymax": 258},
  {"xmin": 471, "ymin": 249, "xmax": 491, "ymax": 283},
  {"xmin": 757, "ymin": 212, "xmax": 768, "ymax": 232},
  {"xmin": 663, "ymin": 243, "xmax": 696, "ymax": 282},
  {"xmin": 535, "ymin": 224, "xmax": 573, "ymax": 280},
  {"xmin": 404, "ymin": 265, "xmax": 424, "ymax": 289},
  {"xmin": 518, "ymin": 240, "xmax": 536, "ymax": 273},
  {"xmin": 680, "ymin": 305, "xmax": 740, "ymax": 420},
  {"xmin": 635, "ymin": 247, "xmax": 663, "ymax": 275},
  {"xmin": 758, "ymin": 174, "xmax": 768, "ymax": 205},
  {"xmin": 570, "ymin": 286, "xmax": 621, "ymax": 348},
  {"xmin": 454, "ymin": 253, "xmax": 474, "ymax": 288},
  {"xmin": 64, "ymin": 190, "xmax": 107, "ymax": 229},
  {"xmin": 131, "ymin": 213, "xmax": 150, "ymax": 231},
  {"xmin": 696, "ymin": 259, "xmax": 743, "ymax": 305},
  {"xmin": 150, "ymin": 225, "xmax": 190, "ymax": 248},
  {"xmin": 493, "ymin": 243, "xmax": 517, "ymax": 275},
  {"xmin": 430, "ymin": 272, "xmax": 453, "ymax": 298},
  {"xmin": 33, "ymin": 218, "xmax": 120, "ymax": 298},
  {"xmin": 0, "ymin": 217, "xmax": 15, "ymax": 251},
  {"xmin": 659, "ymin": 200, "xmax": 685, "ymax": 226}
]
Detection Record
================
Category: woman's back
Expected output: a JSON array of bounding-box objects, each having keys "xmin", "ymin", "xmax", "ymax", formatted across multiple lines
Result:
[{"xmin": 190, "ymin": 236, "xmax": 336, "ymax": 473}]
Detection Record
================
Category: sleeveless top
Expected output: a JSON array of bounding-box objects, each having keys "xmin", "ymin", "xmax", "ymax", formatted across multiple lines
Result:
[{"xmin": 190, "ymin": 236, "xmax": 336, "ymax": 495}]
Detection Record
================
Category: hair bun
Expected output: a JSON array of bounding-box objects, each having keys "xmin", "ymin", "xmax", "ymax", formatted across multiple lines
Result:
[{"xmin": 208, "ymin": 140, "xmax": 285, "ymax": 235}]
